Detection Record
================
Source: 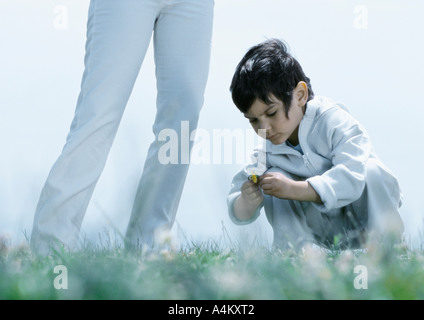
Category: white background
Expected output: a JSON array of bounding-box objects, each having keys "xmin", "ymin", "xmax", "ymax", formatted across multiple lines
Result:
[{"xmin": 1, "ymin": 0, "xmax": 423, "ymax": 249}]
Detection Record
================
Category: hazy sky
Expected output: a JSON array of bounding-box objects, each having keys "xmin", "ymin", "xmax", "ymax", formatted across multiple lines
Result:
[{"xmin": 1, "ymin": 0, "xmax": 423, "ymax": 248}]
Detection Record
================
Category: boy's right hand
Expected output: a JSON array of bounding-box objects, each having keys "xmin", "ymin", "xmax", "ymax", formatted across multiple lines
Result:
[
  {"xmin": 233, "ymin": 180, "xmax": 264, "ymax": 222},
  {"xmin": 240, "ymin": 180, "xmax": 264, "ymax": 208}
]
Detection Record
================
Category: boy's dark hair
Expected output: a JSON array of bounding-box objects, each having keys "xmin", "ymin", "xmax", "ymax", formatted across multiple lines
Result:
[{"xmin": 230, "ymin": 38, "xmax": 314, "ymax": 116}]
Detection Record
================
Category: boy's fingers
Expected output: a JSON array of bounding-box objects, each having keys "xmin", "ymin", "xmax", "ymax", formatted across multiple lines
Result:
[
  {"xmin": 258, "ymin": 173, "xmax": 271, "ymax": 183},
  {"xmin": 242, "ymin": 180, "xmax": 255, "ymax": 190},
  {"xmin": 246, "ymin": 185, "xmax": 261, "ymax": 196},
  {"xmin": 259, "ymin": 176, "xmax": 271, "ymax": 188},
  {"xmin": 260, "ymin": 181, "xmax": 273, "ymax": 192},
  {"xmin": 241, "ymin": 188, "xmax": 257, "ymax": 198},
  {"xmin": 242, "ymin": 188, "xmax": 262, "ymax": 201}
]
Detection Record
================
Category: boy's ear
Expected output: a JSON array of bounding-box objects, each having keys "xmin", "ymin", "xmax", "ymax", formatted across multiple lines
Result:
[{"xmin": 294, "ymin": 81, "xmax": 308, "ymax": 105}]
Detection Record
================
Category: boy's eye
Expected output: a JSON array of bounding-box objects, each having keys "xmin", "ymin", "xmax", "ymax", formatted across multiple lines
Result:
[
  {"xmin": 267, "ymin": 111, "xmax": 277, "ymax": 117},
  {"xmin": 249, "ymin": 118, "xmax": 258, "ymax": 124}
]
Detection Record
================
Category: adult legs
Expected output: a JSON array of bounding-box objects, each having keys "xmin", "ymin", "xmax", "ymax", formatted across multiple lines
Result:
[
  {"xmin": 125, "ymin": 0, "xmax": 215, "ymax": 250},
  {"xmin": 30, "ymin": 0, "xmax": 160, "ymax": 254}
]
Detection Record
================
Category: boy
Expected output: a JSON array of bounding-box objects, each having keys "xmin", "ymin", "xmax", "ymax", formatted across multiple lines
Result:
[{"xmin": 227, "ymin": 39, "xmax": 404, "ymax": 250}]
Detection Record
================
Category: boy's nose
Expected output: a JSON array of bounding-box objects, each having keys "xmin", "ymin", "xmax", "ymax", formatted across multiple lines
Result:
[{"xmin": 258, "ymin": 121, "xmax": 271, "ymax": 131}]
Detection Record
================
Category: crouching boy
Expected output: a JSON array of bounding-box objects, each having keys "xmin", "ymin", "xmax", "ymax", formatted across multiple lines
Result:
[{"xmin": 227, "ymin": 39, "xmax": 404, "ymax": 250}]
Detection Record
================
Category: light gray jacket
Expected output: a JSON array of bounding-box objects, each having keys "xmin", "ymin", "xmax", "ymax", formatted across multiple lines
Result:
[{"xmin": 228, "ymin": 96, "xmax": 402, "ymax": 224}]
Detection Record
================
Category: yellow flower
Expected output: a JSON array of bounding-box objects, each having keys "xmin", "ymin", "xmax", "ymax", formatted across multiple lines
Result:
[{"xmin": 249, "ymin": 174, "xmax": 258, "ymax": 184}]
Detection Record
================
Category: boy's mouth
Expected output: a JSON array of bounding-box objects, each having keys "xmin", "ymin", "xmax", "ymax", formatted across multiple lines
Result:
[{"xmin": 267, "ymin": 134, "xmax": 277, "ymax": 140}]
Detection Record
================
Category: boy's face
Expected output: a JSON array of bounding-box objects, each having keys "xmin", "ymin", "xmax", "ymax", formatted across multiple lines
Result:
[{"xmin": 244, "ymin": 83, "xmax": 308, "ymax": 145}]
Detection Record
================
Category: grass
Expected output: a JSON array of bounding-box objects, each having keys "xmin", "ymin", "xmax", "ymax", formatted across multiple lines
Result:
[{"xmin": 1, "ymin": 233, "xmax": 424, "ymax": 300}]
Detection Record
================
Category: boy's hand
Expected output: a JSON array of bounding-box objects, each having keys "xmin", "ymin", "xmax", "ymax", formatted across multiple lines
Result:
[
  {"xmin": 258, "ymin": 172, "xmax": 322, "ymax": 203},
  {"xmin": 240, "ymin": 180, "xmax": 263, "ymax": 208},
  {"xmin": 258, "ymin": 172, "xmax": 293, "ymax": 199}
]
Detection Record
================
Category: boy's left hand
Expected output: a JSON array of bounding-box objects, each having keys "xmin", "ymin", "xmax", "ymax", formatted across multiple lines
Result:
[{"xmin": 258, "ymin": 172, "xmax": 294, "ymax": 199}]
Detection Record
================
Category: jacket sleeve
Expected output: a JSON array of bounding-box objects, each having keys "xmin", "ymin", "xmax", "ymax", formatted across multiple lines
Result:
[
  {"xmin": 306, "ymin": 106, "xmax": 372, "ymax": 213},
  {"xmin": 227, "ymin": 166, "xmax": 263, "ymax": 225}
]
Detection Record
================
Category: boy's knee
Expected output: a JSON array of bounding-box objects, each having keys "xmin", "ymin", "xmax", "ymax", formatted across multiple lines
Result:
[
  {"xmin": 364, "ymin": 158, "xmax": 404, "ymax": 241},
  {"xmin": 365, "ymin": 158, "xmax": 383, "ymax": 181},
  {"xmin": 365, "ymin": 158, "xmax": 402, "ymax": 202},
  {"xmin": 366, "ymin": 158, "xmax": 398, "ymax": 186}
]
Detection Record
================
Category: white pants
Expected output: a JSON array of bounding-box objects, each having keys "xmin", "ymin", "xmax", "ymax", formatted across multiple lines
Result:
[
  {"xmin": 30, "ymin": 0, "xmax": 214, "ymax": 254},
  {"xmin": 264, "ymin": 159, "xmax": 404, "ymax": 250}
]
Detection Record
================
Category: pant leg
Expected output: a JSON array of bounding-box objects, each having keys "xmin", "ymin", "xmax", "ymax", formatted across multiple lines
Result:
[
  {"xmin": 125, "ymin": 0, "xmax": 214, "ymax": 249},
  {"xmin": 264, "ymin": 196, "xmax": 317, "ymax": 250},
  {"xmin": 261, "ymin": 167, "xmax": 316, "ymax": 250},
  {"xmin": 301, "ymin": 203, "xmax": 367, "ymax": 249},
  {"xmin": 30, "ymin": 0, "xmax": 161, "ymax": 254}
]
